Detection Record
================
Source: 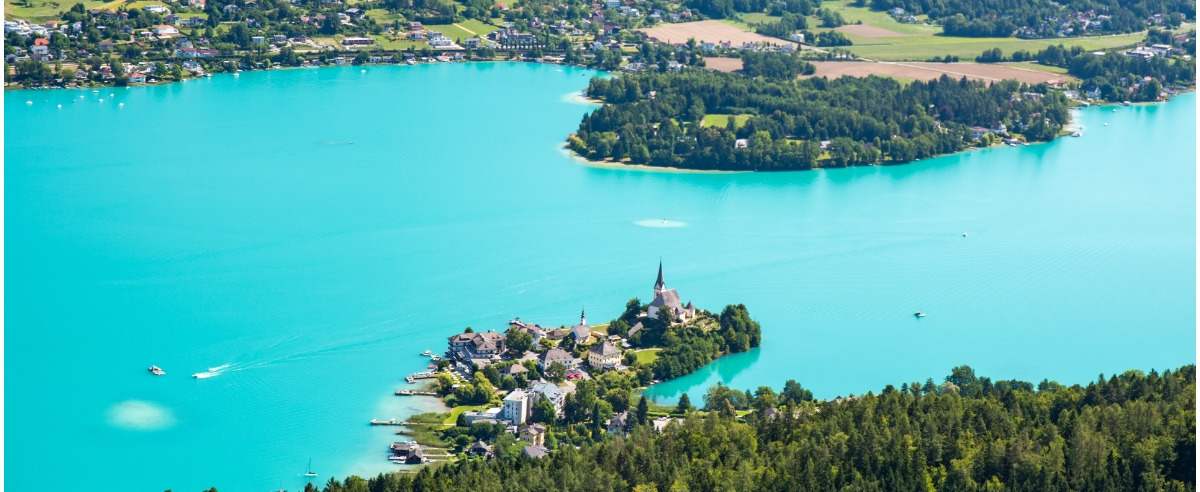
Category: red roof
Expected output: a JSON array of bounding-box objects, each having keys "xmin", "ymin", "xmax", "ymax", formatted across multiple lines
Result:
[{"xmin": 33, "ymin": 38, "xmax": 49, "ymax": 46}]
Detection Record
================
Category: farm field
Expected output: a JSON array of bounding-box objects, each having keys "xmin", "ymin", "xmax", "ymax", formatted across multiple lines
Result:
[
  {"xmin": 846, "ymin": 31, "xmax": 1147, "ymax": 61},
  {"xmin": 803, "ymin": 61, "xmax": 1073, "ymax": 83},
  {"xmin": 640, "ymin": 20, "xmax": 796, "ymax": 47},
  {"xmin": 703, "ymin": 56, "xmax": 744, "ymax": 72},
  {"xmin": 727, "ymin": 0, "xmax": 1146, "ymax": 61}
]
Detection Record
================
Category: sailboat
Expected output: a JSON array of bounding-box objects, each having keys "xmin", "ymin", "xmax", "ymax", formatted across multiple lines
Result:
[{"xmin": 303, "ymin": 458, "xmax": 318, "ymax": 478}]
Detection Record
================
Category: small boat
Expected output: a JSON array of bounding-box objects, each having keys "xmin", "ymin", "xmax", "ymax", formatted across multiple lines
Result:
[
  {"xmin": 1122, "ymin": 101, "xmax": 1131, "ymax": 106},
  {"xmin": 148, "ymin": 365, "xmax": 166, "ymax": 376},
  {"xmin": 304, "ymin": 458, "xmax": 318, "ymax": 478},
  {"xmin": 1071, "ymin": 131, "xmax": 1082, "ymax": 137},
  {"xmin": 420, "ymin": 350, "xmax": 433, "ymax": 357},
  {"xmin": 913, "ymin": 311, "xmax": 927, "ymax": 318},
  {"xmin": 961, "ymin": 232, "xmax": 968, "ymax": 238}
]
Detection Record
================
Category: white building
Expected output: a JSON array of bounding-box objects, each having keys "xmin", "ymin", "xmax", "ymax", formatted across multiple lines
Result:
[
  {"xmin": 502, "ymin": 389, "xmax": 528, "ymax": 425},
  {"xmin": 587, "ymin": 341, "xmax": 621, "ymax": 369}
]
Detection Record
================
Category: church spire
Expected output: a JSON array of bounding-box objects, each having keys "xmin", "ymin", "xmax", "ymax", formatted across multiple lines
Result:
[
  {"xmin": 580, "ymin": 307, "xmax": 587, "ymax": 325},
  {"xmin": 654, "ymin": 259, "xmax": 665, "ymax": 292}
]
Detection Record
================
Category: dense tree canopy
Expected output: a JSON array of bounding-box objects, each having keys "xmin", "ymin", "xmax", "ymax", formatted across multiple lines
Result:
[
  {"xmin": 569, "ymin": 70, "xmax": 1069, "ymax": 171},
  {"xmin": 303, "ymin": 364, "xmax": 1195, "ymax": 492},
  {"xmin": 867, "ymin": 0, "xmax": 1194, "ymax": 38}
]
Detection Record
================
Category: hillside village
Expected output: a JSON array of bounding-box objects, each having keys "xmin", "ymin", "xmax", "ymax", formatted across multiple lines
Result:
[{"xmin": 380, "ymin": 262, "xmax": 761, "ymax": 464}]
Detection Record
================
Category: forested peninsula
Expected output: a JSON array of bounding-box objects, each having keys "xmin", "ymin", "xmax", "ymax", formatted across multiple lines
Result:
[
  {"xmin": 567, "ymin": 67, "xmax": 1071, "ymax": 172},
  {"xmin": 298, "ymin": 364, "xmax": 1195, "ymax": 492}
]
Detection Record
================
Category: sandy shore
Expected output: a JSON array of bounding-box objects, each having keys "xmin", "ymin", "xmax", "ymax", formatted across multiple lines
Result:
[{"xmin": 561, "ymin": 146, "xmax": 746, "ymax": 174}]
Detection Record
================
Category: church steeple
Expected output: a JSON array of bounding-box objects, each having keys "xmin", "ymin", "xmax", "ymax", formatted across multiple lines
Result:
[
  {"xmin": 579, "ymin": 307, "xmax": 587, "ymax": 326},
  {"xmin": 654, "ymin": 259, "xmax": 665, "ymax": 292}
]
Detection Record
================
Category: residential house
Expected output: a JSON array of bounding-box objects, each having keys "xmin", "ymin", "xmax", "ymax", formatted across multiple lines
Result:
[
  {"xmin": 539, "ymin": 348, "xmax": 578, "ymax": 370},
  {"xmin": 587, "ymin": 341, "xmax": 621, "ymax": 369},
  {"xmin": 468, "ymin": 440, "xmax": 494, "ymax": 458},
  {"xmin": 528, "ymin": 381, "xmax": 566, "ymax": 415}
]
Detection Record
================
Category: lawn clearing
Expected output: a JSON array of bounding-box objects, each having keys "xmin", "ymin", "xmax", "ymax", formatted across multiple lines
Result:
[
  {"xmin": 365, "ymin": 8, "xmax": 403, "ymax": 24},
  {"xmin": 634, "ymin": 348, "xmax": 662, "ymax": 365},
  {"xmin": 427, "ymin": 23, "xmax": 485, "ymax": 42},
  {"xmin": 457, "ymin": 19, "xmax": 499, "ymax": 36},
  {"xmin": 442, "ymin": 404, "xmax": 488, "ymax": 425},
  {"xmin": 701, "ymin": 114, "xmax": 752, "ymax": 129},
  {"xmin": 369, "ymin": 34, "xmax": 427, "ymax": 50}
]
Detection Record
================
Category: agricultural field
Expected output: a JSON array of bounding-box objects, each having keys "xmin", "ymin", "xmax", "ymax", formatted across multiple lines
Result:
[
  {"xmin": 729, "ymin": 0, "xmax": 1146, "ymax": 61},
  {"xmin": 701, "ymin": 114, "xmax": 752, "ymax": 128},
  {"xmin": 803, "ymin": 60, "xmax": 1073, "ymax": 83},
  {"xmin": 702, "ymin": 56, "xmax": 743, "ymax": 72},
  {"xmin": 5, "ymin": 0, "xmax": 113, "ymax": 21},
  {"xmin": 846, "ymin": 31, "xmax": 1147, "ymax": 61},
  {"xmin": 640, "ymin": 20, "xmax": 796, "ymax": 48}
]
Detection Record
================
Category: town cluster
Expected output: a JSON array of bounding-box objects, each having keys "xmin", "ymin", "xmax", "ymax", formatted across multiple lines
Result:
[
  {"xmin": 388, "ymin": 262, "xmax": 693, "ymax": 463},
  {"xmin": 4, "ymin": 0, "xmax": 721, "ymax": 88}
]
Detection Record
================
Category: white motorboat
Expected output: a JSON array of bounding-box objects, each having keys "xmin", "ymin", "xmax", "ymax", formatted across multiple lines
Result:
[
  {"xmin": 148, "ymin": 365, "xmax": 166, "ymax": 376},
  {"xmin": 913, "ymin": 311, "xmax": 927, "ymax": 318}
]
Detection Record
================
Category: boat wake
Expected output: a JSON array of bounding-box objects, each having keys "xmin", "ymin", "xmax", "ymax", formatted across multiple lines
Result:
[{"xmin": 635, "ymin": 218, "xmax": 687, "ymax": 229}]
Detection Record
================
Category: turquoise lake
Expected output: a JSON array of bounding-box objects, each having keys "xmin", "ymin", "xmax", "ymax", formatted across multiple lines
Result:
[{"xmin": 5, "ymin": 62, "xmax": 1195, "ymax": 491}]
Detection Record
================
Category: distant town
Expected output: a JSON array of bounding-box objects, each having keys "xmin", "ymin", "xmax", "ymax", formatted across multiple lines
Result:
[{"xmin": 374, "ymin": 261, "xmax": 761, "ymax": 464}]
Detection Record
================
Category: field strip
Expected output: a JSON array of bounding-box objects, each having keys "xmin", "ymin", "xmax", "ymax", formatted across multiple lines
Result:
[
  {"xmin": 453, "ymin": 23, "xmax": 478, "ymax": 36},
  {"xmin": 885, "ymin": 62, "xmax": 1002, "ymax": 82}
]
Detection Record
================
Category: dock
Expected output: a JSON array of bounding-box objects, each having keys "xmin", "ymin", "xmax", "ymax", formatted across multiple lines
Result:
[
  {"xmin": 395, "ymin": 389, "xmax": 438, "ymax": 396},
  {"xmin": 369, "ymin": 418, "xmax": 445, "ymax": 427},
  {"xmin": 405, "ymin": 370, "xmax": 438, "ymax": 384}
]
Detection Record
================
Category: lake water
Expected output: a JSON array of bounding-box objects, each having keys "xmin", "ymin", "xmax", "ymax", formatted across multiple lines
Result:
[{"xmin": 5, "ymin": 63, "xmax": 1194, "ymax": 491}]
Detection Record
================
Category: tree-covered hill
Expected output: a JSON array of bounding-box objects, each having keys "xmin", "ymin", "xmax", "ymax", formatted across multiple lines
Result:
[
  {"xmin": 568, "ymin": 68, "xmax": 1070, "ymax": 171},
  {"xmin": 302, "ymin": 364, "xmax": 1195, "ymax": 492}
]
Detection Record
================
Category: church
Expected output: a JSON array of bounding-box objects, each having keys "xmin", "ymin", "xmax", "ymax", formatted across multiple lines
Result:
[{"xmin": 646, "ymin": 261, "xmax": 695, "ymax": 323}]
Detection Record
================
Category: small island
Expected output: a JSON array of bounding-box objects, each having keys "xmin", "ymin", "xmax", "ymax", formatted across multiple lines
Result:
[{"xmin": 377, "ymin": 261, "xmax": 761, "ymax": 465}]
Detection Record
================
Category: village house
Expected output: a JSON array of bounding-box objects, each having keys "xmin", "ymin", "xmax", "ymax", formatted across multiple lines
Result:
[
  {"xmin": 587, "ymin": 340, "xmax": 621, "ymax": 369},
  {"xmin": 528, "ymin": 381, "xmax": 566, "ymax": 415},
  {"xmin": 469, "ymin": 440, "xmax": 494, "ymax": 458},
  {"xmin": 539, "ymin": 347, "xmax": 578, "ymax": 370}
]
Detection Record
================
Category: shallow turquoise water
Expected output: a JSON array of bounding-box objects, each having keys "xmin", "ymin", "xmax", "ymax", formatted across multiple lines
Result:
[{"xmin": 5, "ymin": 63, "xmax": 1194, "ymax": 491}]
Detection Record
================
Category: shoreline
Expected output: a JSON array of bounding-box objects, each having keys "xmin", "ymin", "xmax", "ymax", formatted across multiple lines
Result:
[
  {"xmin": 560, "ymin": 146, "xmax": 747, "ymax": 174},
  {"xmin": 561, "ymin": 93, "xmax": 1197, "ymax": 174}
]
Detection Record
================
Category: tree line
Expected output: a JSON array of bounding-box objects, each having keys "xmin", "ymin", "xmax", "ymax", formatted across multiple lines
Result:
[
  {"xmin": 568, "ymin": 69, "xmax": 1069, "ymax": 171},
  {"xmin": 865, "ymin": 0, "xmax": 1193, "ymax": 38},
  {"xmin": 283, "ymin": 364, "xmax": 1194, "ymax": 492}
]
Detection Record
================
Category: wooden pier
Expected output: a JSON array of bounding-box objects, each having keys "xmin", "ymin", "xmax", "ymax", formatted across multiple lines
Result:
[{"xmin": 395, "ymin": 389, "xmax": 438, "ymax": 396}]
